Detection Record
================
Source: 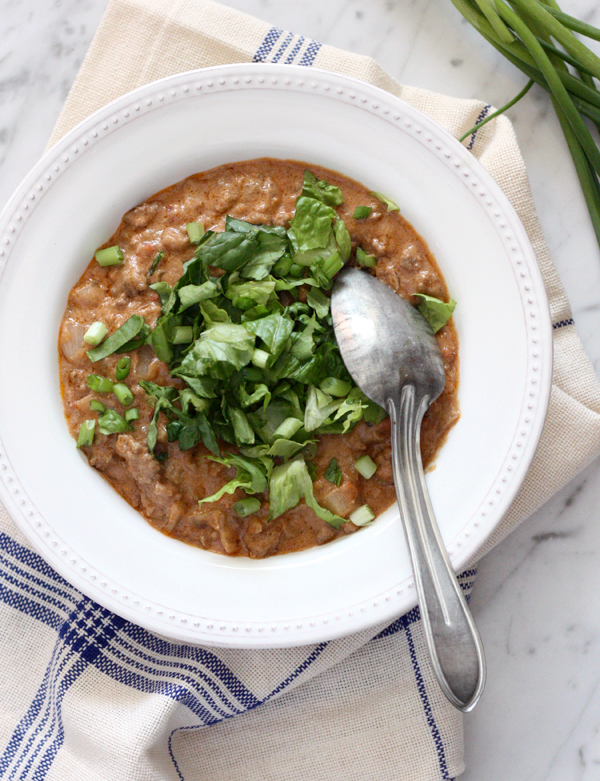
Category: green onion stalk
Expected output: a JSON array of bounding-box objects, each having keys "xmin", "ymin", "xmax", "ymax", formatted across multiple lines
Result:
[{"xmin": 449, "ymin": 0, "xmax": 600, "ymax": 248}]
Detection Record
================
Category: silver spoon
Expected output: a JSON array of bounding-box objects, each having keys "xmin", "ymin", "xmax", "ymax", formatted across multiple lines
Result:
[{"xmin": 331, "ymin": 267, "xmax": 486, "ymax": 712}]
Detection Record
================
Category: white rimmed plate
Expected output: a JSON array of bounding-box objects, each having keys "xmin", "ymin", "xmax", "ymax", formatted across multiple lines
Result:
[{"xmin": 0, "ymin": 64, "xmax": 552, "ymax": 647}]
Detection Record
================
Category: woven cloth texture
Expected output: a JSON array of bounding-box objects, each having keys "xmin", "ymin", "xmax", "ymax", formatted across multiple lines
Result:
[{"xmin": 1, "ymin": 1, "xmax": 600, "ymax": 780}]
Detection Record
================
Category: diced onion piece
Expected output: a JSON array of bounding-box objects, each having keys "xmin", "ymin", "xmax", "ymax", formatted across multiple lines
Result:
[
  {"xmin": 234, "ymin": 498, "xmax": 261, "ymax": 517},
  {"xmin": 113, "ymin": 382, "xmax": 134, "ymax": 407},
  {"xmin": 320, "ymin": 377, "xmax": 351, "ymax": 397},
  {"xmin": 115, "ymin": 356, "xmax": 131, "ymax": 381},
  {"xmin": 349, "ymin": 504, "xmax": 375, "ymax": 526},
  {"xmin": 273, "ymin": 417, "xmax": 303, "ymax": 440},
  {"xmin": 60, "ymin": 321, "xmax": 87, "ymax": 361},
  {"xmin": 83, "ymin": 321, "xmax": 108, "ymax": 346},
  {"xmin": 125, "ymin": 407, "xmax": 139, "ymax": 422},
  {"xmin": 186, "ymin": 222, "xmax": 205, "ymax": 245},
  {"xmin": 95, "ymin": 245, "xmax": 124, "ymax": 267},
  {"xmin": 354, "ymin": 455, "xmax": 377, "ymax": 479},
  {"xmin": 76, "ymin": 420, "xmax": 95, "ymax": 448}
]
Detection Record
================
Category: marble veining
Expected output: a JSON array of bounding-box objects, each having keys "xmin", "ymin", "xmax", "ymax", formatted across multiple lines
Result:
[{"xmin": 2, "ymin": 1, "xmax": 600, "ymax": 779}]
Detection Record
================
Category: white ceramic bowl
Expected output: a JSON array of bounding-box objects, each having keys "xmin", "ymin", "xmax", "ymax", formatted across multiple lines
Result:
[{"xmin": 0, "ymin": 64, "xmax": 552, "ymax": 647}]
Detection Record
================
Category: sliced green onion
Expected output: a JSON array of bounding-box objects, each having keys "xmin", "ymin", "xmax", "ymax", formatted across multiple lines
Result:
[
  {"xmin": 86, "ymin": 315, "xmax": 145, "ymax": 362},
  {"xmin": 76, "ymin": 420, "xmax": 95, "ymax": 448},
  {"xmin": 95, "ymin": 245, "xmax": 124, "ymax": 267},
  {"xmin": 90, "ymin": 399, "xmax": 106, "ymax": 413},
  {"xmin": 273, "ymin": 254, "xmax": 293, "ymax": 276},
  {"xmin": 251, "ymin": 348, "xmax": 271, "ymax": 369},
  {"xmin": 349, "ymin": 504, "xmax": 376, "ymax": 526},
  {"xmin": 173, "ymin": 326, "xmax": 193, "ymax": 344},
  {"xmin": 125, "ymin": 407, "xmax": 139, "ymax": 422},
  {"xmin": 187, "ymin": 222, "xmax": 205, "ymax": 245},
  {"xmin": 83, "ymin": 321, "xmax": 108, "ymax": 346},
  {"xmin": 319, "ymin": 377, "xmax": 352, "ymax": 397},
  {"xmin": 234, "ymin": 497, "xmax": 261, "ymax": 517},
  {"xmin": 148, "ymin": 250, "xmax": 165, "ymax": 276},
  {"xmin": 353, "ymin": 206, "xmax": 372, "ymax": 219},
  {"xmin": 115, "ymin": 356, "xmax": 131, "ymax": 381},
  {"xmin": 113, "ymin": 383, "xmax": 134, "ymax": 407},
  {"xmin": 98, "ymin": 408, "xmax": 133, "ymax": 435},
  {"xmin": 87, "ymin": 374, "xmax": 114, "ymax": 393},
  {"xmin": 273, "ymin": 417, "xmax": 303, "ymax": 440},
  {"xmin": 369, "ymin": 192, "xmax": 400, "ymax": 212},
  {"xmin": 355, "ymin": 455, "xmax": 378, "ymax": 479},
  {"xmin": 322, "ymin": 252, "xmax": 344, "ymax": 279},
  {"xmin": 230, "ymin": 407, "xmax": 255, "ymax": 445},
  {"xmin": 289, "ymin": 263, "xmax": 305, "ymax": 278},
  {"xmin": 356, "ymin": 247, "xmax": 377, "ymax": 269},
  {"xmin": 324, "ymin": 457, "xmax": 342, "ymax": 486}
]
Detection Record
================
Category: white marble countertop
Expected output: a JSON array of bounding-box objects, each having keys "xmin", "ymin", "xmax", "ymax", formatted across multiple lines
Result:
[{"xmin": 2, "ymin": 1, "xmax": 600, "ymax": 778}]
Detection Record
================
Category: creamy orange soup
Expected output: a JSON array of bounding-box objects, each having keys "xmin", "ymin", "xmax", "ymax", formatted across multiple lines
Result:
[{"xmin": 59, "ymin": 159, "xmax": 459, "ymax": 558}]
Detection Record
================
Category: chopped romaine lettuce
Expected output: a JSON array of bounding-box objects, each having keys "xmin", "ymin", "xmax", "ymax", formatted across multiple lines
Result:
[
  {"xmin": 288, "ymin": 196, "xmax": 336, "ymax": 252},
  {"xmin": 413, "ymin": 294, "xmax": 457, "ymax": 333},
  {"xmin": 301, "ymin": 170, "xmax": 344, "ymax": 207},
  {"xmin": 269, "ymin": 458, "xmax": 345, "ymax": 528},
  {"xmin": 117, "ymin": 169, "xmax": 455, "ymax": 525}
]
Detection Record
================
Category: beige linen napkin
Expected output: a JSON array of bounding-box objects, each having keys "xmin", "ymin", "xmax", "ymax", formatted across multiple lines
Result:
[{"xmin": 1, "ymin": 1, "xmax": 599, "ymax": 780}]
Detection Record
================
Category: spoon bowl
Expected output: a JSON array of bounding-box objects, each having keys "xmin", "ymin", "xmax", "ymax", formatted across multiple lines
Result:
[
  {"xmin": 331, "ymin": 269, "xmax": 445, "ymax": 409},
  {"xmin": 331, "ymin": 267, "xmax": 486, "ymax": 712}
]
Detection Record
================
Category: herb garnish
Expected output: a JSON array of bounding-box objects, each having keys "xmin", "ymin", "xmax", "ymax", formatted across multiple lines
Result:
[
  {"xmin": 148, "ymin": 250, "xmax": 165, "ymax": 276},
  {"xmin": 369, "ymin": 192, "xmax": 400, "ymax": 212},
  {"xmin": 414, "ymin": 293, "xmax": 457, "ymax": 333},
  {"xmin": 324, "ymin": 458, "xmax": 343, "ymax": 486}
]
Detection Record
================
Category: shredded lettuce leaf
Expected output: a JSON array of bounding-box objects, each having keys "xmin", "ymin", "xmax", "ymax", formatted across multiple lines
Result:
[
  {"xmin": 269, "ymin": 458, "xmax": 345, "ymax": 529},
  {"xmin": 413, "ymin": 293, "xmax": 457, "ymax": 333}
]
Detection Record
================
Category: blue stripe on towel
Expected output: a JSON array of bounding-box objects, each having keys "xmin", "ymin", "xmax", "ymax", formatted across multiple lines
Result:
[
  {"xmin": 285, "ymin": 35, "xmax": 305, "ymax": 64},
  {"xmin": 299, "ymin": 40, "xmax": 322, "ymax": 67},
  {"xmin": 0, "ymin": 598, "xmax": 125, "ymax": 780},
  {"xmin": 405, "ymin": 622, "xmax": 452, "ymax": 780},
  {"xmin": 467, "ymin": 104, "xmax": 491, "ymax": 150},
  {"xmin": 553, "ymin": 318, "xmax": 574, "ymax": 329},
  {"xmin": 0, "ymin": 533, "xmax": 76, "ymax": 603},
  {"xmin": 253, "ymin": 27, "xmax": 322, "ymax": 67},
  {"xmin": 253, "ymin": 27, "xmax": 283, "ymax": 62},
  {"xmin": 271, "ymin": 31, "xmax": 294, "ymax": 63}
]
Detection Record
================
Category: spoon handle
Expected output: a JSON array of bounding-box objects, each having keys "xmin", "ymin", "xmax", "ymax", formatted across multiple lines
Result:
[{"xmin": 388, "ymin": 386, "xmax": 486, "ymax": 712}]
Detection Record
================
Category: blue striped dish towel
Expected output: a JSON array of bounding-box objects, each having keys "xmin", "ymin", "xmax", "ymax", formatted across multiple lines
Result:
[{"xmin": 3, "ymin": 1, "xmax": 600, "ymax": 779}]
